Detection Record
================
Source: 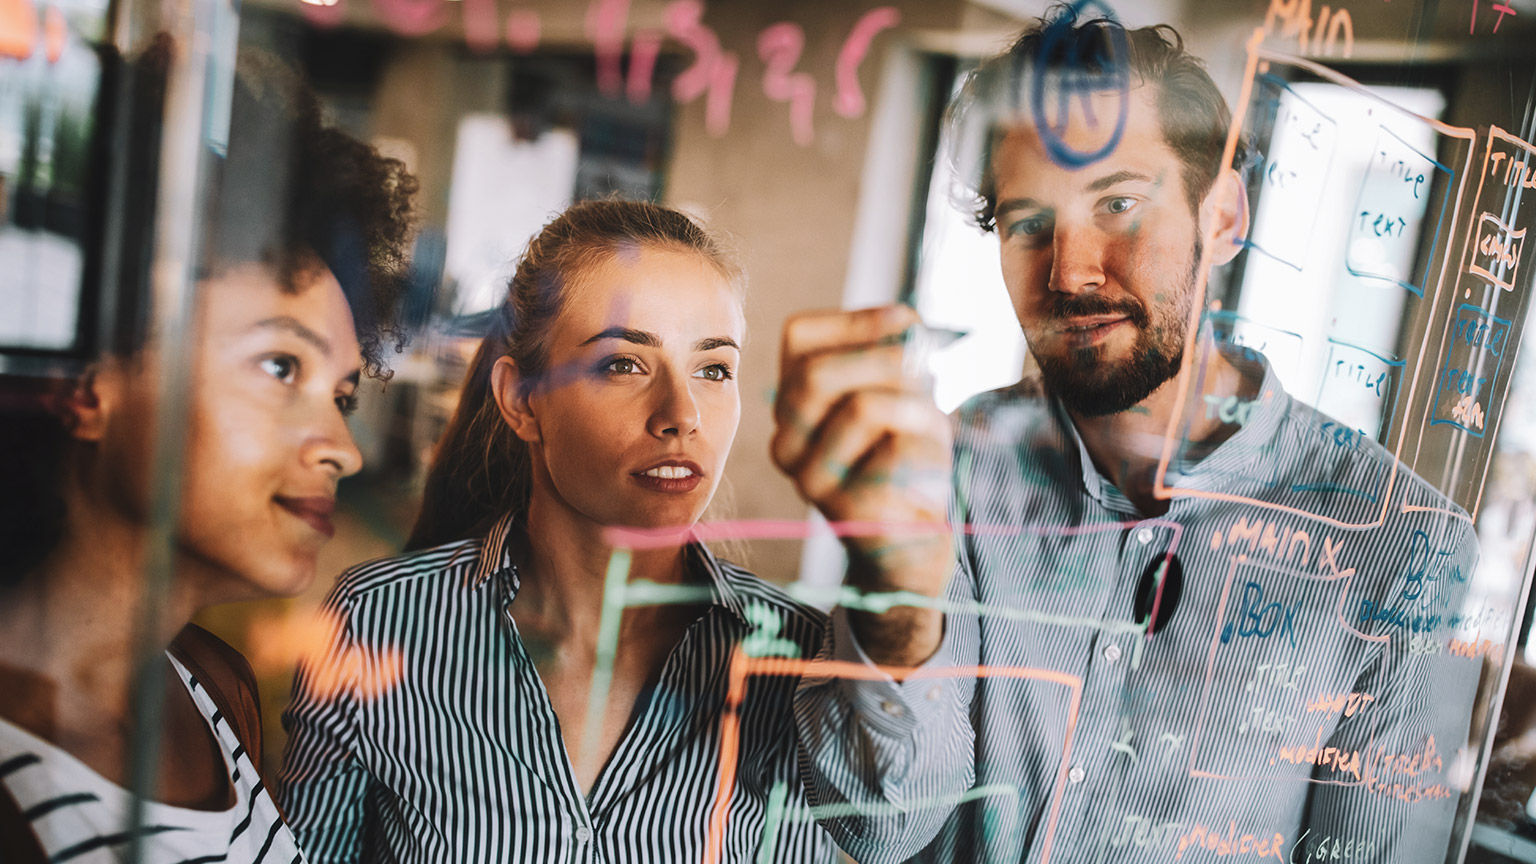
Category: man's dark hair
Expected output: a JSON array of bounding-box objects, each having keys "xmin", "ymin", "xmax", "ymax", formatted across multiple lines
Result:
[{"xmin": 949, "ymin": 5, "xmax": 1249, "ymax": 231}]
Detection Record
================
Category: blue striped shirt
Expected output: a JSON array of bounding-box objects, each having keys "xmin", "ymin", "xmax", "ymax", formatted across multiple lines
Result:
[
  {"xmin": 277, "ymin": 514, "xmax": 838, "ymax": 863},
  {"xmin": 798, "ymin": 359, "xmax": 1482, "ymax": 863}
]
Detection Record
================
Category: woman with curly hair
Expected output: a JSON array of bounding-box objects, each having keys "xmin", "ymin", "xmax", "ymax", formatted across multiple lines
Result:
[{"xmin": 0, "ymin": 42, "xmax": 416, "ymax": 863}]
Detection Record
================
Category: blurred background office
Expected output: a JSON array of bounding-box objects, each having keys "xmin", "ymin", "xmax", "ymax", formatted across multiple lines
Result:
[{"xmin": 6, "ymin": 0, "xmax": 1536, "ymax": 859}]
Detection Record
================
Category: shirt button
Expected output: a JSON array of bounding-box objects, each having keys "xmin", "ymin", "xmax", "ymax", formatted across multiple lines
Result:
[
  {"xmin": 1068, "ymin": 765, "xmax": 1086, "ymax": 784},
  {"xmin": 1136, "ymin": 527, "xmax": 1155, "ymax": 544},
  {"xmin": 881, "ymin": 700, "xmax": 906, "ymax": 718},
  {"xmin": 926, "ymin": 684, "xmax": 943, "ymax": 702},
  {"xmin": 1102, "ymin": 643, "xmax": 1122, "ymax": 663},
  {"xmin": 575, "ymin": 826, "xmax": 592, "ymax": 843}
]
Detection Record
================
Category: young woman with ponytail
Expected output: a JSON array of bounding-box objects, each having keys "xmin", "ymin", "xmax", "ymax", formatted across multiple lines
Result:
[{"xmin": 277, "ymin": 200, "xmax": 837, "ymax": 863}]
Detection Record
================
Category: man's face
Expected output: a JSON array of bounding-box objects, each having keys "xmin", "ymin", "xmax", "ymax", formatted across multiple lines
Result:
[{"xmin": 991, "ymin": 84, "xmax": 1206, "ymax": 417}]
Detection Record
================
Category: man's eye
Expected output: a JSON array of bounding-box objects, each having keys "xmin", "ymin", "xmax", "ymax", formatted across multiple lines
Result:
[
  {"xmin": 1106, "ymin": 196, "xmax": 1137, "ymax": 214},
  {"xmin": 695, "ymin": 363, "xmax": 734, "ymax": 382},
  {"xmin": 605, "ymin": 357, "xmax": 641, "ymax": 375},
  {"xmin": 335, "ymin": 392, "xmax": 359, "ymax": 417},
  {"xmin": 259, "ymin": 355, "xmax": 299, "ymax": 384},
  {"xmin": 1008, "ymin": 217, "xmax": 1049, "ymax": 237}
]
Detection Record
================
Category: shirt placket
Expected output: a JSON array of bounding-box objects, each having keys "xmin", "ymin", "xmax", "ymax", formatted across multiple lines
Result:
[
  {"xmin": 569, "ymin": 819, "xmax": 597, "ymax": 864},
  {"xmin": 497, "ymin": 568, "xmax": 603, "ymax": 864},
  {"xmin": 1051, "ymin": 521, "xmax": 1173, "ymax": 859}
]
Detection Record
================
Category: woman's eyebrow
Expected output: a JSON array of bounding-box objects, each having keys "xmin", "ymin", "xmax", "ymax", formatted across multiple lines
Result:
[
  {"xmin": 581, "ymin": 326, "xmax": 660, "ymax": 347},
  {"xmin": 578, "ymin": 328, "xmax": 738, "ymax": 352},
  {"xmin": 251, "ymin": 315, "xmax": 332, "ymax": 356}
]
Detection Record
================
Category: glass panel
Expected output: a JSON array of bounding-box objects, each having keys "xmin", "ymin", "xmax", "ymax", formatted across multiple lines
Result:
[{"xmin": 3, "ymin": 1, "xmax": 1536, "ymax": 863}]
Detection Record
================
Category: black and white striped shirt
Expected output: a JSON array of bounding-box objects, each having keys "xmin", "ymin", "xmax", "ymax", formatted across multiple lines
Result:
[
  {"xmin": 277, "ymin": 514, "xmax": 839, "ymax": 863},
  {"xmin": 0, "ymin": 656, "xmax": 305, "ymax": 864},
  {"xmin": 798, "ymin": 358, "xmax": 1482, "ymax": 863}
]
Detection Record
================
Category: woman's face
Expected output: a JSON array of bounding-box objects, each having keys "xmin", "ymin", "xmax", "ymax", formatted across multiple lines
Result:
[
  {"xmin": 97, "ymin": 261, "xmax": 364, "ymax": 602},
  {"xmin": 521, "ymin": 246, "xmax": 743, "ymax": 533}
]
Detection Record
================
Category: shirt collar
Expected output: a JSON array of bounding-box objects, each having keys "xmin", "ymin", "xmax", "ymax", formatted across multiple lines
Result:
[
  {"xmin": 468, "ymin": 510, "xmax": 521, "ymax": 592},
  {"xmin": 1161, "ymin": 349, "xmax": 1291, "ymax": 491},
  {"xmin": 1046, "ymin": 348, "xmax": 1290, "ymax": 512},
  {"xmin": 468, "ymin": 511, "xmax": 753, "ymax": 629},
  {"xmin": 1045, "ymin": 396, "xmax": 1142, "ymax": 516}
]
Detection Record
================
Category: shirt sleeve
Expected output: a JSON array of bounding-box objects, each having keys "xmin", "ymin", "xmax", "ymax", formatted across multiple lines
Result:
[
  {"xmin": 276, "ymin": 585, "xmax": 372, "ymax": 864},
  {"xmin": 792, "ymin": 562, "xmax": 979, "ymax": 864},
  {"xmin": 1297, "ymin": 518, "xmax": 1480, "ymax": 863}
]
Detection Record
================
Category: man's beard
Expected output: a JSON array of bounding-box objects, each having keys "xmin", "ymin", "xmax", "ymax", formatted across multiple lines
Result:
[{"xmin": 1031, "ymin": 238, "xmax": 1201, "ymax": 418}]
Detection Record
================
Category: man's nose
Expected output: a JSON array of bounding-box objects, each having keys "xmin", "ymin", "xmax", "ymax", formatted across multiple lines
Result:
[{"xmin": 1048, "ymin": 224, "xmax": 1108, "ymax": 295}]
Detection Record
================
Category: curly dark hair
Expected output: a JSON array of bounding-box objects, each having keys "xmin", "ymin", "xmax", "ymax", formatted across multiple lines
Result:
[
  {"xmin": 949, "ymin": 5, "xmax": 1249, "ymax": 232},
  {"xmin": 0, "ymin": 39, "xmax": 418, "ymax": 588},
  {"xmin": 205, "ymin": 46, "xmax": 418, "ymax": 378}
]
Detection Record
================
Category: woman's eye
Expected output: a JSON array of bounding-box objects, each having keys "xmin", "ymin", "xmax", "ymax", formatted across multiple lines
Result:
[
  {"xmin": 695, "ymin": 363, "xmax": 734, "ymax": 382},
  {"xmin": 259, "ymin": 355, "xmax": 299, "ymax": 384},
  {"xmin": 1106, "ymin": 196, "xmax": 1137, "ymax": 214},
  {"xmin": 605, "ymin": 357, "xmax": 641, "ymax": 375}
]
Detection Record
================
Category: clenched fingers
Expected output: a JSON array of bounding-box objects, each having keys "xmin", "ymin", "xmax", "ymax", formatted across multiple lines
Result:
[
  {"xmin": 776, "ymin": 388, "xmax": 951, "ymax": 513},
  {"xmin": 779, "ymin": 304, "xmax": 919, "ymax": 362},
  {"xmin": 773, "ymin": 344, "xmax": 921, "ymax": 465}
]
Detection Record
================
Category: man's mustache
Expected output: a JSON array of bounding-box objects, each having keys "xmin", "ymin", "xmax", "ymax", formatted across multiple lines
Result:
[{"xmin": 1046, "ymin": 294, "xmax": 1150, "ymax": 328}]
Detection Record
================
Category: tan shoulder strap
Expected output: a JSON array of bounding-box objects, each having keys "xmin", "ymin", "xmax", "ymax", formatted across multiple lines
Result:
[
  {"xmin": 0, "ymin": 626, "xmax": 262, "ymax": 860},
  {"xmin": 168, "ymin": 624, "xmax": 265, "ymax": 769}
]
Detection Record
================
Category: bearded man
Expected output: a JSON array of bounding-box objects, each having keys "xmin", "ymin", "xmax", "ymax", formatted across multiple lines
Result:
[{"xmin": 780, "ymin": 9, "xmax": 1479, "ymax": 864}]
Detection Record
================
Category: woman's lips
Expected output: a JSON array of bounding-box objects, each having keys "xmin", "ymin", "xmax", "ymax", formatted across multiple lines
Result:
[
  {"xmin": 276, "ymin": 496, "xmax": 337, "ymax": 538},
  {"xmin": 632, "ymin": 460, "xmax": 704, "ymax": 494}
]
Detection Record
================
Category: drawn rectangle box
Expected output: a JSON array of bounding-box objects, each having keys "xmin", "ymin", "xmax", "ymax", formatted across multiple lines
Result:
[
  {"xmin": 1242, "ymin": 74, "xmax": 1338, "ymax": 271},
  {"xmin": 1168, "ymin": 311, "xmax": 1301, "ymax": 490},
  {"xmin": 1189, "ymin": 557, "xmax": 1384, "ymax": 785},
  {"xmin": 1345, "ymin": 125, "xmax": 1455, "ymax": 297},
  {"xmin": 1154, "ymin": 43, "xmax": 1477, "ymax": 530},
  {"xmin": 1467, "ymin": 211, "xmax": 1526, "ymax": 293},
  {"xmin": 1293, "ymin": 339, "xmax": 1406, "ymax": 504},
  {"xmin": 1429, "ymin": 304, "xmax": 1513, "ymax": 439},
  {"xmin": 1408, "ymin": 129, "xmax": 1536, "ymax": 520}
]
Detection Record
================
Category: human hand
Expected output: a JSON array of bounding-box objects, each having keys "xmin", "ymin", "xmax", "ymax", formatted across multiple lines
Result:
[{"xmin": 771, "ymin": 304, "xmax": 954, "ymax": 668}]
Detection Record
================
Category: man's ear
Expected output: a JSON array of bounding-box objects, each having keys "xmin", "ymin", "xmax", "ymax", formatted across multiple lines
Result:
[
  {"xmin": 1202, "ymin": 166, "xmax": 1250, "ymax": 268},
  {"xmin": 65, "ymin": 361, "xmax": 122, "ymax": 442},
  {"xmin": 490, "ymin": 355, "xmax": 541, "ymax": 445}
]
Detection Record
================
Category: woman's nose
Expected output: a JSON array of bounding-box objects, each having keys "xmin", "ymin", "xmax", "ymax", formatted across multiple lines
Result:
[
  {"xmin": 648, "ymin": 371, "xmax": 701, "ymax": 438},
  {"xmin": 305, "ymin": 406, "xmax": 364, "ymax": 477}
]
